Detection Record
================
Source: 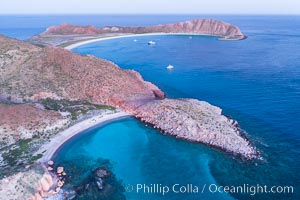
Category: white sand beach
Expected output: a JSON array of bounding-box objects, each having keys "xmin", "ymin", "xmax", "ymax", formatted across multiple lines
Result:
[
  {"xmin": 65, "ymin": 33, "xmax": 214, "ymax": 50},
  {"xmin": 65, "ymin": 33, "xmax": 167, "ymax": 50},
  {"xmin": 37, "ymin": 111, "xmax": 131, "ymax": 163}
]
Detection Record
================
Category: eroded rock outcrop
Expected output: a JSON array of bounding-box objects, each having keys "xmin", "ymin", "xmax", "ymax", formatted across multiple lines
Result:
[
  {"xmin": 29, "ymin": 163, "xmax": 68, "ymax": 200},
  {"xmin": 41, "ymin": 19, "xmax": 245, "ymax": 40}
]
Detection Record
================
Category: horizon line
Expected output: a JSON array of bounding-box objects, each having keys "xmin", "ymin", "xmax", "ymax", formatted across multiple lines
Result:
[{"xmin": 0, "ymin": 13, "xmax": 300, "ymax": 16}]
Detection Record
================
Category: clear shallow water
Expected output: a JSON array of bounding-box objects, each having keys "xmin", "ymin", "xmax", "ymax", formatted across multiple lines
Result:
[
  {"xmin": 0, "ymin": 15, "xmax": 299, "ymax": 199},
  {"xmin": 55, "ymin": 118, "xmax": 235, "ymax": 200}
]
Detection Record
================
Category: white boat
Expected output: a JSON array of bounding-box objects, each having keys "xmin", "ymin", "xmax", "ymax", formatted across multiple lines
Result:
[
  {"xmin": 148, "ymin": 41, "xmax": 156, "ymax": 45},
  {"xmin": 133, "ymin": 39, "xmax": 138, "ymax": 42},
  {"xmin": 166, "ymin": 65, "xmax": 174, "ymax": 70}
]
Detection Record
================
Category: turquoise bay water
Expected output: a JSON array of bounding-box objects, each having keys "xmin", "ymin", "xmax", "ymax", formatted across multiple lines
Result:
[
  {"xmin": 0, "ymin": 15, "xmax": 299, "ymax": 199},
  {"xmin": 55, "ymin": 118, "xmax": 235, "ymax": 200}
]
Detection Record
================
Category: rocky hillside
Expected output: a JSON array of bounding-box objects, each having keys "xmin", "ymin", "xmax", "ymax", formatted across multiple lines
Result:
[
  {"xmin": 0, "ymin": 35, "xmax": 163, "ymax": 106},
  {"xmin": 41, "ymin": 19, "xmax": 245, "ymax": 40},
  {"xmin": 0, "ymin": 34, "xmax": 257, "ymax": 160}
]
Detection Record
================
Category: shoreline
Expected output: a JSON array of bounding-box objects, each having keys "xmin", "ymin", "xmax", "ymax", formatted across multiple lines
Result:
[
  {"xmin": 37, "ymin": 111, "xmax": 132, "ymax": 163},
  {"xmin": 62, "ymin": 33, "xmax": 256, "ymax": 159},
  {"xmin": 64, "ymin": 33, "xmax": 220, "ymax": 50}
]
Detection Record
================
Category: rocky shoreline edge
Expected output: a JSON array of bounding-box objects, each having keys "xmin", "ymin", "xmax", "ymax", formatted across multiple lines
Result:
[
  {"xmin": 27, "ymin": 159, "xmax": 121, "ymax": 200},
  {"xmin": 130, "ymin": 98, "xmax": 259, "ymax": 160}
]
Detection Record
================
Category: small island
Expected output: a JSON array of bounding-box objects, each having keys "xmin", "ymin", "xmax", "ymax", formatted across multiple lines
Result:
[{"xmin": 28, "ymin": 19, "xmax": 246, "ymax": 47}]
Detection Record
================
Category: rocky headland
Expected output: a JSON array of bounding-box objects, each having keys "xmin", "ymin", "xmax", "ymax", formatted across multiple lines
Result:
[
  {"xmin": 27, "ymin": 19, "xmax": 246, "ymax": 47},
  {"xmin": 133, "ymin": 99, "xmax": 255, "ymax": 157}
]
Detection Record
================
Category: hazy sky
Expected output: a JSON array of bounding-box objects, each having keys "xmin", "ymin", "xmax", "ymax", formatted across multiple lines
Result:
[{"xmin": 1, "ymin": 0, "xmax": 299, "ymax": 15}]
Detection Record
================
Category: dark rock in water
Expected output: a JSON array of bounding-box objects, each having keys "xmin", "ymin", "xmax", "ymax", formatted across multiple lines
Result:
[
  {"xmin": 93, "ymin": 166, "xmax": 111, "ymax": 191},
  {"xmin": 94, "ymin": 166, "xmax": 110, "ymax": 178},
  {"xmin": 95, "ymin": 177, "xmax": 104, "ymax": 190},
  {"xmin": 57, "ymin": 159, "xmax": 126, "ymax": 199},
  {"xmin": 74, "ymin": 185, "xmax": 85, "ymax": 195}
]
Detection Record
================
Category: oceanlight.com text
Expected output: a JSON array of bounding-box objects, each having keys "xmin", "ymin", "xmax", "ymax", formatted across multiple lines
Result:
[{"xmin": 124, "ymin": 183, "xmax": 294, "ymax": 196}]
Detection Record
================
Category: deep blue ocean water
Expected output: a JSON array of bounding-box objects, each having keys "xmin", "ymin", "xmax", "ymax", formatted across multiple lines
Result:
[{"xmin": 0, "ymin": 15, "xmax": 299, "ymax": 199}]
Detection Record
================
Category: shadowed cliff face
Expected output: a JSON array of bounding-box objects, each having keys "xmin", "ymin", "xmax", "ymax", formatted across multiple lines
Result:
[
  {"xmin": 41, "ymin": 19, "xmax": 245, "ymax": 40},
  {"xmin": 0, "ymin": 35, "xmax": 257, "ymax": 159}
]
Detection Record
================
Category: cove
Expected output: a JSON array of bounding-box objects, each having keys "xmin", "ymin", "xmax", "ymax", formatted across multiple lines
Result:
[{"xmin": 54, "ymin": 118, "xmax": 234, "ymax": 199}]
